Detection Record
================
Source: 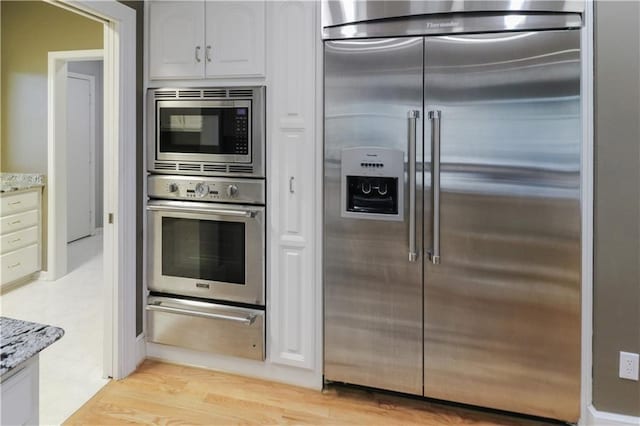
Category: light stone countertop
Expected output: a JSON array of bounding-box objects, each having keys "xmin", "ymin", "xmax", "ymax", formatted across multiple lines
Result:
[{"xmin": 0, "ymin": 173, "xmax": 45, "ymax": 194}]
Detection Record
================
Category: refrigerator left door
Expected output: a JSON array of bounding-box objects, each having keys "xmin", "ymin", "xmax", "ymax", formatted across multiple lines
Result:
[{"xmin": 324, "ymin": 37, "xmax": 424, "ymax": 395}]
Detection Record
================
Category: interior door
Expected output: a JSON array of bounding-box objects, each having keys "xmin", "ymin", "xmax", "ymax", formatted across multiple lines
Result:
[
  {"xmin": 423, "ymin": 31, "xmax": 581, "ymax": 421},
  {"xmin": 67, "ymin": 74, "xmax": 94, "ymax": 243},
  {"xmin": 324, "ymin": 37, "xmax": 424, "ymax": 395}
]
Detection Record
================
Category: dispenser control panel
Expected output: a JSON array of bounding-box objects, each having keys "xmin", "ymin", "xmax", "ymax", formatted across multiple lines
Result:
[{"xmin": 341, "ymin": 147, "xmax": 404, "ymax": 221}]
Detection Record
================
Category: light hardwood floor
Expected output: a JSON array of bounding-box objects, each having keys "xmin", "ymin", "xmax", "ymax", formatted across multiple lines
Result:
[{"xmin": 65, "ymin": 360, "xmax": 554, "ymax": 425}]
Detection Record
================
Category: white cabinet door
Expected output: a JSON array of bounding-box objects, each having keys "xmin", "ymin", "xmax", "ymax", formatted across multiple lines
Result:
[
  {"xmin": 268, "ymin": 1, "xmax": 317, "ymax": 370},
  {"xmin": 149, "ymin": 1, "xmax": 205, "ymax": 80},
  {"xmin": 204, "ymin": 1, "xmax": 266, "ymax": 78}
]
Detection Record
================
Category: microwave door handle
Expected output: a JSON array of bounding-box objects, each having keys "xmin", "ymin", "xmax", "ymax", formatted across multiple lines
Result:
[
  {"xmin": 146, "ymin": 304, "xmax": 256, "ymax": 325},
  {"xmin": 147, "ymin": 204, "xmax": 257, "ymax": 218}
]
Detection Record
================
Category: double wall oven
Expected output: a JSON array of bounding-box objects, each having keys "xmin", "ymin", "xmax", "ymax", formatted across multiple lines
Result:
[{"xmin": 146, "ymin": 87, "xmax": 266, "ymax": 361}]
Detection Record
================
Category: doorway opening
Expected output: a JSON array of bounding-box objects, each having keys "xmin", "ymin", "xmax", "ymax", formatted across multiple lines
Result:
[{"xmin": 0, "ymin": 0, "xmax": 138, "ymax": 423}]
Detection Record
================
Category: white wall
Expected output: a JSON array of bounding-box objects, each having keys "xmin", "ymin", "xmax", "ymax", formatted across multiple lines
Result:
[{"xmin": 67, "ymin": 60, "xmax": 104, "ymax": 227}]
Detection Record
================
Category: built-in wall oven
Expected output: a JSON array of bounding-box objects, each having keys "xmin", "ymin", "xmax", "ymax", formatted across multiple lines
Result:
[
  {"xmin": 147, "ymin": 86, "xmax": 265, "ymax": 177},
  {"xmin": 146, "ymin": 174, "xmax": 266, "ymax": 360}
]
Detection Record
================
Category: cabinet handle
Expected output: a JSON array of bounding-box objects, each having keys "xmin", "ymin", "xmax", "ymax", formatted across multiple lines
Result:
[
  {"xmin": 8, "ymin": 262, "xmax": 21, "ymax": 269},
  {"xmin": 9, "ymin": 220, "xmax": 22, "ymax": 225},
  {"xmin": 195, "ymin": 46, "xmax": 202, "ymax": 63},
  {"xmin": 289, "ymin": 176, "xmax": 295, "ymax": 194},
  {"xmin": 206, "ymin": 45, "xmax": 212, "ymax": 62},
  {"xmin": 9, "ymin": 201, "xmax": 21, "ymax": 206},
  {"xmin": 10, "ymin": 238, "xmax": 21, "ymax": 244}
]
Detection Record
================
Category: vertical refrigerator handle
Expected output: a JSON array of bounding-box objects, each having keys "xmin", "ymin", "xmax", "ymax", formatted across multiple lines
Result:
[
  {"xmin": 428, "ymin": 110, "xmax": 442, "ymax": 265},
  {"xmin": 408, "ymin": 110, "xmax": 419, "ymax": 262}
]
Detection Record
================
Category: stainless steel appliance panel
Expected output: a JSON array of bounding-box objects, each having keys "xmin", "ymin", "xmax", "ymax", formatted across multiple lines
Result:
[
  {"xmin": 148, "ymin": 200, "xmax": 265, "ymax": 305},
  {"xmin": 147, "ymin": 296, "xmax": 265, "ymax": 360},
  {"xmin": 423, "ymin": 30, "xmax": 581, "ymax": 421},
  {"xmin": 148, "ymin": 174, "xmax": 266, "ymax": 205},
  {"xmin": 324, "ymin": 37, "xmax": 424, "ymax": 395},
  {"xmin": 322, "ymin": 0, "xmax": 584, "ymax": 28},
  {"xmin": 322, "ymin": 13, "xmax": 582, "ymax": 40}
]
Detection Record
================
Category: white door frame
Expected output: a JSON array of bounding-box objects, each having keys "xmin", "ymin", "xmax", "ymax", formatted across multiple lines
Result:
[
  {"xmin": 46, "ymin": 0, "xmax": 139, "ymax": 380},
  {"xmin": 66, "ymin": 70, "xmax": 97, "ymax": 241}
]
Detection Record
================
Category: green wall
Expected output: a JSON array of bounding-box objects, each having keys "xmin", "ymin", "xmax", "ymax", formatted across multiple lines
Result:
[
  {"xmin": 1, "ymin": 0, "xmax": 103, "ymax": 172},
  {"xmin": 593, "ymin": 0, "xmax": 640, "ymax": 417}
]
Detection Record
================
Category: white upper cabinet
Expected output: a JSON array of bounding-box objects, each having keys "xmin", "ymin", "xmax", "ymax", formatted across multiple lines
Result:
[
  {"xmin": 148, "ymin": 1, "xmax": 266, "ymax": 80},
  {"xmin": 149, "ymin": 2, "xmax": 205, "ymax": 80},
  {"xmin": 205, "ymin": 1, "xmax": 265, "ymax": 78}
]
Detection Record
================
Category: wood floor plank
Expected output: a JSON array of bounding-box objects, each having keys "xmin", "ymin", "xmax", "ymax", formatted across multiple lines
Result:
[{"xmin": 65, "ymin": 360, "xmax": 554, "ymax": 426}]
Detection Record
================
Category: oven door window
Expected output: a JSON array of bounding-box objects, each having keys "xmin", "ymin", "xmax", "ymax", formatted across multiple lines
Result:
[
  {"xmin": 162, "ymin": 217, "xmax": 245, "ymax": 285},
  {"xmin": 158, "ymin": 107, "xmax": 249, "ymax": 156}
]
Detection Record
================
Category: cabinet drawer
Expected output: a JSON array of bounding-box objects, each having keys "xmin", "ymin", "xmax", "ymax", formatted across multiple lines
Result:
[
  {"xmin": 1, "ymin": 226, "xmax": 39, "ymax": 255},
  {"xmin": 1, "ymin": 191, "xmax": 39, "ymax": 216},
  {"xmin": 1, "ymin": 244, "xmax": 39, "ymax": 286},
  {"xmin": 0, "ymin": 210, "xmax": 39, "ymax": 235},
  {"xmin": 147, "ymin": 296, "xmax": 265, "ymax": 361}
]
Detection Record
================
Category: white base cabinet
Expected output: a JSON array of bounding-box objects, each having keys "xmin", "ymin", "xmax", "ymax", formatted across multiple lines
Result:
[
  {"xmin": 0, "ymin": 356, "xmax": 39, "ymax": 426},
  {"xmin": 0, "ymin": 188, "xmax": 42, "ymax": 288}
]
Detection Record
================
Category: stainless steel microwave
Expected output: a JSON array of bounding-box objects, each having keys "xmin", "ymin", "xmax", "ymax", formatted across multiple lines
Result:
[{"xmin": 147, "ymin": 87, "xmax": 265, "ymax": 178}]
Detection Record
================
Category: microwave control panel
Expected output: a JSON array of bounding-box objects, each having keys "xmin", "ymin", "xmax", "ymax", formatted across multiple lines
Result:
[
  {"xmin": 341, "ymin": 147, "xmax": 404, "ymax": 221},
  {"xmin": 233, "ymin": 111, "xmax": 249, "ymax": 155}
]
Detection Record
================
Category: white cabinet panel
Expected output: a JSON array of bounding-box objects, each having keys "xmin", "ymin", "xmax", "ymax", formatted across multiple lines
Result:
[
  {"xmin": 270, "ymin": 246, "xmax": 313, "ymax": 369},
  {"xmin": 149, "ymin": 1, "xmax": 205, "ymax": 79},
  {"xmin": 0, "ymin": 357, "xmax": 39, "ymax": 426},
  {"xmin": 283, "ymin": 133, "xmax": 302, "ymax": 235},
  {"xmin": 204, "ymin": 1, "xmax": 266, "ymax": 78},
  {"xmin": 268, "ymin": 0, "xmax": 317, "ymax": 371}
]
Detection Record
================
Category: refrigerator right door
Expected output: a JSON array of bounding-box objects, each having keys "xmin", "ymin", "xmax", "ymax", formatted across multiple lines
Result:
[{"xmin": 423, "ymin": 30, "xmax": 581, "ymax": 421}]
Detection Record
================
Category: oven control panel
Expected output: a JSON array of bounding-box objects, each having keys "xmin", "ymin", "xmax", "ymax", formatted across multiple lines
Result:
[{"xmin": 148, "ymin": 175, "xmax": 265, "ymax": 205}]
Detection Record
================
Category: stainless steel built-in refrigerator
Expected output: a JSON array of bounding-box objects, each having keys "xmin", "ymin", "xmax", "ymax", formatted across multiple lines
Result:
[{"xmin": 323, "ymin": 7, "xmax": 582, "ymax": 422}]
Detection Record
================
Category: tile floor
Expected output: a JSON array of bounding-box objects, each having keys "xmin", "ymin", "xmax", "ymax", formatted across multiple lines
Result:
[{"xmin": 0, "ymin": 231, "xmax": 109, "ymax": 425}]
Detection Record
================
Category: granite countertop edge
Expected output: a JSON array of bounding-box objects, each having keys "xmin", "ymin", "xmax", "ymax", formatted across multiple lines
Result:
[
  {"xmin": 0, "ymin": 317, "xmax": 64, "ymax": 376},
  {"xmin": 0, "ymin": 173, "xmax": 46, "ymax": 194}
]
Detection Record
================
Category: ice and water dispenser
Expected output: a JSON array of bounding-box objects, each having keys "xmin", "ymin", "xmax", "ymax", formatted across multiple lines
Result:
[{"xmin": 341, "ymin": 147, "xmax": 404, "ymax": 221}]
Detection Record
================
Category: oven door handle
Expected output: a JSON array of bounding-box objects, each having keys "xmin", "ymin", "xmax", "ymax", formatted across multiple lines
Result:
[
  {"xmin": 147, "ymin": 202, "xmax": 258, "ymax": 218},
  {"xmin": 146, "ymin": 303, "xmax": 257, "ymax": 325}
]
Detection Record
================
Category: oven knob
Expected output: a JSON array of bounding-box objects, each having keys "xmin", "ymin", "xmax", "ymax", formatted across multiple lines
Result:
[
  {"xmin": 168, "ymin": 183, "xmax": 179, "ymax": 193},
  {"xmin": 194, "ymin": 183, "xmax": 209, "ymax": 198},
  {"xmin": 226, "ymin": 184, "xmax": 239, "ymax": 198}
]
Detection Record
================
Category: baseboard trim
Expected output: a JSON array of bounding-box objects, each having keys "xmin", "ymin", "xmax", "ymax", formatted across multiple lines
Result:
[
  {"xmin": 135, "ymin": 334, "xmax": 146, "ymax": 368},
  {"xmin": 587, "ymin": 405, "xmax": 640, "ymax": 426}
]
